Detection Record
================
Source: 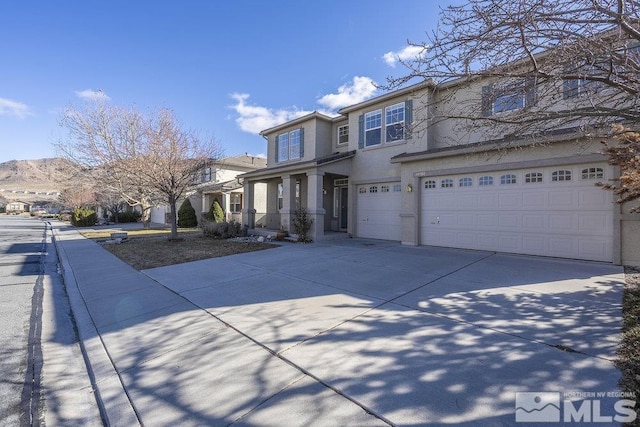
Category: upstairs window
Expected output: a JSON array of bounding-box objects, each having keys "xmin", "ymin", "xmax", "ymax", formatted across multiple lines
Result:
[
  {"xmin": 338, "ymin": 125, "xmax": 349, "ymax": 145},
  {"xmin": 204, "ymin": 167, "xmax": 212, "ymax": 182},
  {"xmin": 276, "ymin": 128, "xmax": 304, "ymax": 162},
  {"xmin": 358, "ymin": 100, "xmax": 413, "ymax": 149},
  {"xmin": 482, "ymin": 77, "xmax": 536, "ymax": 116},
  {"xmin": 385, "ymin": 103, "xmax": 405, "ymax": 142},
  {"xmin": 364, "ymin": 110, "xmax": 382, "ymax": 147}
]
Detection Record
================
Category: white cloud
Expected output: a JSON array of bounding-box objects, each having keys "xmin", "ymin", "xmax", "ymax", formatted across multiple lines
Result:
[
  {"xmin": 316, "ymin": 76, "xmax": 378, "ymax": 110},
  {"xmin": 383, "ymin": 45, "xmax": 426, "ymax": 67},
  {"xmin": 75, "ymin": 89, "xmax": 110, "ymax": 101},
  {"xmin": 0, "ymin": 98, "xmax": 30, "ymax": 118},
  {"xmin": 229, "ymin": 93, "xmax": 311, "ymax": 134}
]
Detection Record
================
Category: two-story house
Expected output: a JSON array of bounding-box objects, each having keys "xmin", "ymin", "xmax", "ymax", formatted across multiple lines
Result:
[
  {"xmin": 241, "ymin": 75, "xmax": 639, "ymax": 266},
  {"xmin": 150, "ymin": 154, "xmax": 266, "ymax": 225}
]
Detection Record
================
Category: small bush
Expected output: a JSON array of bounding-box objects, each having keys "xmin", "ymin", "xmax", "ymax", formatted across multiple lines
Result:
[
  {"xmin": 292, "ymin": 207, "xmax": 314, "ymax": 243},
  {"xmin": 71, "ymin": 208, "xmax": 98, "ymax": 227},
  {"xmin": 178, "ymin": 199, "xmax": 198, "ymax": 228},
  {"xmin": 111, "ymin": 210, "xmax": 141, "ymax": 223},
  {"xmin": 201, "ymin": 218, "xmax": 244, "ymax": 239}
]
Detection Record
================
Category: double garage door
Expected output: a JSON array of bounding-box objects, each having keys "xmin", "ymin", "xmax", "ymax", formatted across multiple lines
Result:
[{"xmin": 421, "ymin": 164, "xmax": 614, "ymax": 262}]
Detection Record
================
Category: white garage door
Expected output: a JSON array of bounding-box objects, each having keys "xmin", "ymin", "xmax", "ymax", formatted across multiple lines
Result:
[
  {"xmin": 421, "ymin": 164, "xmax": 613, "ymax": 261},
  {"xmin": 357, "ymin": 182, "xmax": 402, "ymax": 241}
]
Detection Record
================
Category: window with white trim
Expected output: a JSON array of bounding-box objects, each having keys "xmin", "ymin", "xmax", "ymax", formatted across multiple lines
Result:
[
  {"xmin": 479, "ymin": 176, "xmax": 494, "ymax": 186},
  {"xmin": 459, "ymin": 177, "xmax": 472, "ymax": 187},
  {"xmin": 277, "ymin": 128, "xmax": 302, "ymax": 162},
  {"xmin": 552, "ymin": 170, "xmax": 572, "ymax": 181},
  {"xmin": 364, "ymin": 110, "xmax": 382, "ymax": 147},
  {"xmin": 385, "ymin": 103, "xmax": 405, "ymax": 142},
  {"xmin": 581, "ymin": 167, "xmax": 603, "ymax": 179},
  {"xmin": 338, "ymin": 125, "xmax": 349, "ymax": 145},
  {"xmin": 441, "ymin": 179, "xmax": 454, "ymax": 188},
  {"xmin": 230, "ymin": 193, "xmax": 242, "ymax": 213},
  {"xmin": 525, "ymin": 172, "xmax": 543, "ymax": 183},
  {"xmin": 500, "ymin": 174, "xmax": 516, "ymax": 184},
  {"xmin": 424, "ymin": 180, "xmax": 436, "ymax": 189}
]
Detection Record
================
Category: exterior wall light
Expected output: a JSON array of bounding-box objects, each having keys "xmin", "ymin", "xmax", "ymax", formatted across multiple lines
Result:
[{"xmin": 406, "ymin": 184, "xmax": 413, "ymax": 192}]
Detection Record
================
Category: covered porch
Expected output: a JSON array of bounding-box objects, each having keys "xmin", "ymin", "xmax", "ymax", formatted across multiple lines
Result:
[{"xmin": 241, "ymin": 152, "xmax": 354, "ymax": 241}]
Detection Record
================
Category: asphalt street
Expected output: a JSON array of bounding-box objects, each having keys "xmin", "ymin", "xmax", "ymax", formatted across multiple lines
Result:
[{"xmin": 0, "ymin": 216, "xmax": 100, "ymax": 426}]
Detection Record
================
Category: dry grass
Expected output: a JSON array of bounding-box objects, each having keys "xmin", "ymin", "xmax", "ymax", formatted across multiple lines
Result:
[
  {"xmin": 98, "ymin": 234, "xmax": 277, "ymax": 270},
  {"xmin": 81, "ymin": 227, "xmax": 201, "ymax": 240}
]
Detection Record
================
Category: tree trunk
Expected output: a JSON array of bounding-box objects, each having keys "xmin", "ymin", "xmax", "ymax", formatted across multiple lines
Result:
[{"xmin": 169, "ymin": 196, "xmax": 178, "ymax": 240}]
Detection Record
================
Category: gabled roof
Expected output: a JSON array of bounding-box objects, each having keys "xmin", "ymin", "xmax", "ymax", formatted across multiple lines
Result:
[
  {"xmin": 215, "ymin": 155, "xmax": 266, "ymax": 170},
  {"xmin": 259, "ymin": 111, "xmax": 337, "ymax": 136}
]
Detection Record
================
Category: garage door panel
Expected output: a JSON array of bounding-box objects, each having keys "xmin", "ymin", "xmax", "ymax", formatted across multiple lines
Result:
[
  {"xmin": 357, "ymin": 183, "xmax": 402, "ymax": 241},
  {"xmin": 498, "ymin": 193, "xmax": 522, "ymax": 209},
  {"xmin": 421, "ymin": 163, "xmax": 613, "ymax": 262}
]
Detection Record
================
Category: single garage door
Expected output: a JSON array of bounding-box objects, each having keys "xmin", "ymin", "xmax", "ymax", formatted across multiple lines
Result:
[
  {"xmin": 357, "ymin": 182, "xmax": 402, "ymax": 241},
  {"xmin": 421, "ymin": 164, "xmax": 614, "ymax": 261}
]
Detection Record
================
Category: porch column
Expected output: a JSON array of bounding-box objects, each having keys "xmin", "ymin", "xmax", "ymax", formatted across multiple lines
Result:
[
  {"xmin": 242, "ymin": 180, "xmax": 255, "ymax": 228},
  {"xmin": 306, "ymin": 171, "xmax": 326, "ymax": 241},
  {"xmin": 280, "ymin": 175, "xmax": 297, "ymax": 232}
]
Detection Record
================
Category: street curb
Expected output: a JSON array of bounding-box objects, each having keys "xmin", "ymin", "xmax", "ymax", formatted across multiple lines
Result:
[{"xmin": 51, "ymin": 225, "xmax": 140, "ymax": 427}]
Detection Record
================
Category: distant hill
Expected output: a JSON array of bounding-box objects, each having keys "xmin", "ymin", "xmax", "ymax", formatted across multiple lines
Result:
[{"xmin": 0, "ymin": 158, "xmax": 76, "ymax": 203}]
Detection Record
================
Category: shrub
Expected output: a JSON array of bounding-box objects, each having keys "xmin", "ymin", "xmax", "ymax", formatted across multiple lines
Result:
[
  {"xmin": 292, "ymin": 207, "xmax": 314, "ymax": 243},
  {"xmin": 201, "ymin": 218, "xmax": 244, "ymax": 239},
  {"xmin": 71, "ymin": 208, "xmax": 97, "ymax": 227},
  {"xmin": 110, "ymin": 210, "xmax": 141, "ymax": 223},
  {"xmin": 178, "ymin": 199, "xmax": 198, "ymax": 228},
  {"xmin": 209, "ymin": 199, "xmax": 225, "ymax": 223}
]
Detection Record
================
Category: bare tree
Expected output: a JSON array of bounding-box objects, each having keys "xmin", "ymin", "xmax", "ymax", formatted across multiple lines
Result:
[
  {"xmin": 57, "ymin": 101, "xmax": 222, "ymax": 239},
  {"xmin": 599, "ymin": 125, "xmax": 640, "ymax": 212},
  {"xmin": 58, "ymin": 185, "xmax": 97, "ymax": 210},
  {"xmin": 386, "ymin": 0, "xmax": 640, "ymax": 141}
]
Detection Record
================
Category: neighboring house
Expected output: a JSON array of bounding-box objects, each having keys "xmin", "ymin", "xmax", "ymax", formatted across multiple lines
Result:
[
  {"xmin": 6, "ymin": 200, "xmax": 31, "ymax": 214},
  {"xmin": 241, "ymin": 62, "xmax": 640, "ymax": 266},
  {"xmin": 149, "ymin": 155, "xmax": 267, "ymax": 225}
]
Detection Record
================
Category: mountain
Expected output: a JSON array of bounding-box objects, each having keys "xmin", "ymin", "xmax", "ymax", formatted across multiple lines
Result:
[{"xmin": 0, "ymin": 158, "xmax": 76, "ymax": 203}]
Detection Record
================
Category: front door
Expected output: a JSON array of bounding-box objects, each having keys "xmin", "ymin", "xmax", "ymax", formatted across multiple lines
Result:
[{"xmin": 339, "ymin": 187, "xmax": 348, "ymax": 230}]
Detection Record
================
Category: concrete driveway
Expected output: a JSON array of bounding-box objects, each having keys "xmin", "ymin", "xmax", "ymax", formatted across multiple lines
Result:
[{"xmin": 133, "ymin": 238, "xmax": 624, "ymax": 426}]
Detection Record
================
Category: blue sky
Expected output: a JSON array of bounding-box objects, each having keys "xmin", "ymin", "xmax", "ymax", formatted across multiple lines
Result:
[{"xmin": 0, "ymin": 1, "xmax": 448, "ymax": 163}]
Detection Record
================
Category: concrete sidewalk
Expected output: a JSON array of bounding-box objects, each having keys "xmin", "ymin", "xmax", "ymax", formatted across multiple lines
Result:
[{"xmin": 52, "ymin": 222, "xmax": 627, "ymax": 426}]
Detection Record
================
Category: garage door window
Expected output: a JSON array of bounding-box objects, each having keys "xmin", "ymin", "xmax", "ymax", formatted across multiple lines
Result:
[
  {"xmin": 359, "ymin": 187, "xmax": 367, "ymax": 194},
  {"xmin": 582, "ymin": 167, "xmax": 604, "ymax": 179},
  {"xmin": 441, "ymin": 179, "xmax": 454, "ymax": 188},
  {"xmin": 369, "ymin": 186, "xmax": 378, "ymax": 193},
  {"xmin": 459, "ymin": 177, "xmax": 472, "ymax": 187},
  {"xmin": 479, "ymin": 176, "xmax": 494, "ymax": 186},
  {"xmin": 425, "ymin": 180, "xmax": 436, "ymax": 189},
  {"xmin": 552, "ymin": 170, "xmax": 572, "ymax": 181},
  {"xmin": 525, "ymin": 172, "xmax": 543, "ymax": 183},
  {"xmin": 381, "ymin": 185, "xmax": 390, "ymax": 192},
  {"xmin": 393, "ymin": 184, "xmax": 402, "ymax": 192},
  {"xmin": 500, "ymin": 174, "xmax": 517, "ymax": 184}
]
